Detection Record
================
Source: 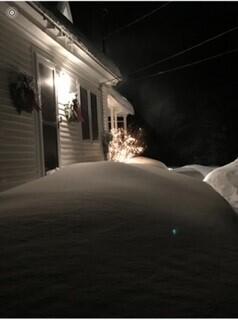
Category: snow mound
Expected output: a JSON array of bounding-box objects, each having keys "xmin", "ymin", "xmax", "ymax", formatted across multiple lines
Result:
[
  {"xmin": 174, "ymin": 164, "xmax": 216, "ymax": 180},
  {"xmin": 0, "ymin": 161, "xmax": 238, "ymax": 317},
  {"xmin": 204, "ymin": 158, "xmax": 238, "ymax": 213},
  {"xmin": 178, "ymin": 164, "xmax": 216, "ymax": 177},
  {"xmin": 126, "ymin": 156, "xmax": 168, "ymax": 169}
]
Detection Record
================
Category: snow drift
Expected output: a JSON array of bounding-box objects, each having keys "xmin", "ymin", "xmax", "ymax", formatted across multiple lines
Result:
[
  {"xmin": 174, "ymin": 164, "xmax": 216, "ymax": 180},
  {"xmin": 204, "ymin": 158, "xmax": 238, "ymax": 214},
  {"xmin": 0, "ymin": 161, "xmax": 238, "ymax": 317},
  {"xmin": 126, "ymin": 156, "xmax": 168, "ymax": 169}
]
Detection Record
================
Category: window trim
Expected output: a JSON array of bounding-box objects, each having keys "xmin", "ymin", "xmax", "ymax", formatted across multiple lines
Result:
[
  {"xmin": 34, "ymin": 51, "xmax": 61, "ymax": 175},
  {"xmin": 79, "ymin": 86, "xmax": 91, "ymax": 141},
  {"xmin": 80, "ymin": 86, "xmax": 100, "ymax": 143},
  {"xmin": 90, "ymin": 91, "xmax": 100, "ymax": 141}
]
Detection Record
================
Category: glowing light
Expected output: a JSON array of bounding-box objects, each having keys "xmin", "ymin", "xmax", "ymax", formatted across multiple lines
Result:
[
  {"xmin": 57, "ymin": 71, "xmax": 71, "ymax": 104},
  {"xmin": 108, "ymin": 128, "xmax": 145, "ymax": 162},
  {"xmin": 172, "ymin": 228, "xmax": 177, "ymax": 235},
  {"xmin": 43, "ymin": 77, "xmax": 54, "ymax": 88}
]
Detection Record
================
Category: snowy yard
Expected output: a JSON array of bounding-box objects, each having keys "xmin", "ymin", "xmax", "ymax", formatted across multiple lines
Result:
[{"xmin": 0, "ymin": 160, "xmax": 238, "ymax": 317}]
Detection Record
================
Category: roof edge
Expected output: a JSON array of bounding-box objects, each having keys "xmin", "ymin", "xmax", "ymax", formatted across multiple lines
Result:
[{"xmin": 28, "ymin": 1, "xmax": 122, "ymax": 83}]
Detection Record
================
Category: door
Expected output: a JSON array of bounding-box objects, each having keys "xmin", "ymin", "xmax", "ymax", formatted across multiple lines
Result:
[{"xmin": 38, "ymin": 61, "xmax": 59, "ymax": 173}]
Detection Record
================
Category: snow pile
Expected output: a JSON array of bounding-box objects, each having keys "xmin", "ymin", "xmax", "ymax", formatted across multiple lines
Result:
[
  {"xmin": 0, "ymin": 161, "xmax": 238, "ymax": 317},
  {"xmin": 178, "ymin": 164, "xmax": 216, "ymax": 177},
  {"xmin": 126, "ymin": 156, "xmax": 168, "ymax": 169},
  {"xmin": 174, "ymin": 164, "xmax": 216, "ymax": 180},
  {"xmin": 204, "ymin": 158, "xmax": 238, "ymax": 214},
  {"xmin": 126, "ymin": 157, "xmax": 171, "ymax": 176}
]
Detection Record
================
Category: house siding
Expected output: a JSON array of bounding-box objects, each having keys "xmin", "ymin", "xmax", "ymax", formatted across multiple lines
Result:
[
  {"xmin": 0, "ymin": 7, "xmax": 104, "ymax": 191},
  {"xmin": 59, "ymin": 99, "xmax": 103, "ymax": 166},
  {"xmin": 0, "ymin": 16, "xmax": 40, "ymax": 192}
]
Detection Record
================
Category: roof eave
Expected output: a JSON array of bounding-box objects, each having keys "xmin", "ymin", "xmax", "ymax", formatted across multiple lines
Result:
[{"xmin": 28, "ymin": 1, "xmax": 122, "ymax": 83}]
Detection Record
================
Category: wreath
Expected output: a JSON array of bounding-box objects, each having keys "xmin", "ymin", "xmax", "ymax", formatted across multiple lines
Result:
[
  {"xmin": 9, "ymin": 72, "xmax": 40, "ymax": 114},
  {"xmin": 64, "ymin": 94, "xmax": 84, "ymax": 122}
]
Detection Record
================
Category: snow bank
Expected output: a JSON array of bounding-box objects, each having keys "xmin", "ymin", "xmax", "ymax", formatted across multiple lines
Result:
[
  {"xmin": 0, "ymin": 161, "xmax": 238, "ymax": 317},
  {"xmin": 174, "ymin": 164, "xmax": 216, "ymax": 180},
  {"xmin": 126, "ymin": 156, "xmax": 168, "ymax": 168},
  {"xmin": 126, "ymin": 156, "xmax": 168, "ymax": 173},
  {"xmin": 204, "ymin": 158, "xmax": 238, "ymax": 214}
]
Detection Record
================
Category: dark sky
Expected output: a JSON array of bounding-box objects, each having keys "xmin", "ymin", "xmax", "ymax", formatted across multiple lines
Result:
[{"xmin": 45, "ymin": 1, "xmax": 238, "ymax": 166}]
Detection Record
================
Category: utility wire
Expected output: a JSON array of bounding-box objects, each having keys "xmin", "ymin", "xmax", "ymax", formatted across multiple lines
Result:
[
  {"xmin": 131, "ymin": 47, "xmax": 238, "ymax": 80},
  {"xmin": 103, "ymin": 2, "xmax": 171, "ymax": 40},
  {"xmin": 129, "ymin": 24, "xmax": 238, "ymax": 76}
]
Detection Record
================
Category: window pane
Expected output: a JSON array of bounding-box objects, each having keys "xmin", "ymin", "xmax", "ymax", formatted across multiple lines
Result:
[
  {"xmin": 80, "ymin": 87, "xmax": 90, "ymax": 139},
  {"xmin": 39, "ymin": 63, "xmax": 56, "ymax": 122},
  {"xmin": 91, "ymin": 93, "xmax": 98, "ymax": 140},
  {"xmin": 108, "ymin": 116, "xmax": 111, "ymax": 130},
  {"xmin": 39, "ymin": 63, "xmax": 59, "ymax": 171},
  {"xmin": 117, "ymin": 116, "xmax": 124, "ymax": 129},
  {"xmin": 117, "ymin": 121, "xmax": 124, "ymax": 129}
]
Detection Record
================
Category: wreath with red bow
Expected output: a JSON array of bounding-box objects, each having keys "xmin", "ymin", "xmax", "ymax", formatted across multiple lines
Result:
[{"xmin": 9, "ymin": 72, "xmax": 40, "ymax": 114}]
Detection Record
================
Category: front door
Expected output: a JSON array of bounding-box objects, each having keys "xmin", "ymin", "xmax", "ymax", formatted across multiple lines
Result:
[{"xmin": 38, "ymin": 61, "xmax": 59, "ymax": 173}]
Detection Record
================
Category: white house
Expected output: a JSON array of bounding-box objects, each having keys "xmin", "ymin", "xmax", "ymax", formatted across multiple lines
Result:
[{"xmin": 0, "ymin": 1, "xmax": 134, "ymax": 191}]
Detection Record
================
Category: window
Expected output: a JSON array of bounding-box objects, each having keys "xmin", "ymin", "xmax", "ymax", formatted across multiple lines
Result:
[
  {"xmin": 108, "ymin": 115, "xmax": 125, "ymax": 130},
  {"xmin": 38, "ymin": 61, "xmax": 59, "ymax": 172},
  {"xmin": 108, "ymin": 116, "xmax": 112, "ymax": 131},
  {"xmin": 90, "ymin": 92, "xmax": 99, "ymax": 140},
  {"xmin": 80, "ymin": 86, "xmax": 90, "ymax": 140},
  {"xmin": 117, "ymin": 116, "xmax": 124, "ymax": 129},
  {"xmin": 80, "ymin": 87, "xmax": 99, "ymax": 141}
]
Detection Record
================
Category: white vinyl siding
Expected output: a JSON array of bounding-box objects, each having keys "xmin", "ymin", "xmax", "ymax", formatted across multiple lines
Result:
[
  {"xmin": 0, "ymin": 6, "xmax": 105, "ymax": 191},
  {"xmin": 0, "ymin": 16, "xmax": 40, "ymax": 191},
  {"xmin": 58, "ymin": 74, "xmax": 103, "ymax": 166}
]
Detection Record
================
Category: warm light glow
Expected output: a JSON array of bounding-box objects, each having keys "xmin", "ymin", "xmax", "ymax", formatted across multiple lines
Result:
[
  {"xmin": 108, "ymin": 128, "xmax": 144, "ymax": 162},
  {"xmin": 43, "ymin": 76, "xmax": 54, "ymax": 88},
  {"xmin": 57, "ymin": 71, "xmax": 71, "ymax": 104}
]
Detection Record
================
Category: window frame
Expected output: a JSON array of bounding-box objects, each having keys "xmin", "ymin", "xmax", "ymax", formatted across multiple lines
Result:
[
  {"xmin": 90, "ymin": 91, "xmax": 99, "ymax": 141},
  {"xmin": 34, "ymin": 51, "xmax": 61, "ymax": 174},
  {"xmin": 79, "ymin": 85, "xmax": 100, "ymax": 142}
]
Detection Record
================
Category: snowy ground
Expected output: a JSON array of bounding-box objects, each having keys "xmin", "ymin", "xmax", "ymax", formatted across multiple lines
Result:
[{"xmin": 0, "ymin": 160, "xmax": 238, "ymax": 317}]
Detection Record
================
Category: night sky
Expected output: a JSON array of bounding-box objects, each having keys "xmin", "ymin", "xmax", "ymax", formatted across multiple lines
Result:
[{"xmin": 46, "ymin": 1, "xmax": 238, "ymax": 166}]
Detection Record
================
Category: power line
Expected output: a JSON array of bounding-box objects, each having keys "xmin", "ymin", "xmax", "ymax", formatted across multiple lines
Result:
[
  {"xmin": 129, "ymin": 24, "xmax": 238, "ymax": 76},
  {"xmin": 131, "ymin": 47, "xmax": 238, "ymax": 81},
  {"xmin": 104, "ymin": 2, "xmax": 171, "ymax": 40}
]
